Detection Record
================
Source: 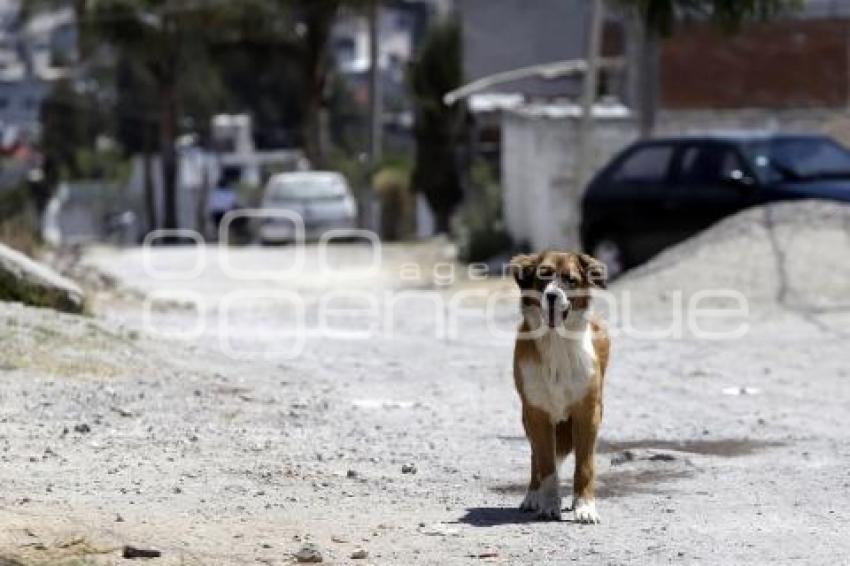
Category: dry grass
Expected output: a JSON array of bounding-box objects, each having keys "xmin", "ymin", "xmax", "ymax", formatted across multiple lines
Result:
[{"xmin": 0, "ymin": 214, "xmax": 41, "ymax": 258}]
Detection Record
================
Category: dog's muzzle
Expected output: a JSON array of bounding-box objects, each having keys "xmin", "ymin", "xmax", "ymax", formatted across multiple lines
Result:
[{"xmin": 543, "ymin": 287, "xmax": 569, "ymax": 328}]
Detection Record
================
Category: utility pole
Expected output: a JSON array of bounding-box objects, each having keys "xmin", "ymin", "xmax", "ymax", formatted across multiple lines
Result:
[
  {"xmin": 636, "ymin": 22, "xmax": 659, "ymax": 138},
  {"xmin": 573, "ymin": 0, "xmax": 604, "ymax": 201},
  {"xmin": 368, "ymin": 0, "xmax": 382, "ymax": 166}
]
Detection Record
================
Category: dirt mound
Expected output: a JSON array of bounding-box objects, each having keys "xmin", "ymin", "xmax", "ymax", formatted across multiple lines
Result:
[{"xmin": 614, "ymin": 200, "xmax": 850, "ymax": 311}]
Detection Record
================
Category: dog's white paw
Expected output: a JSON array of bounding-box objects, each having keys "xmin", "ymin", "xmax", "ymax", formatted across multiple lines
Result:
[
  {"xmin": 573, "ymin": 497, "xmax": 600, "ymax": 524},
  {"xmin": 519, "ymin": 488, "xmax": 541, "ymax": 512},
  {"xmin": 535, "ymin": 474, "xmax": 562, "ymax": 521}
]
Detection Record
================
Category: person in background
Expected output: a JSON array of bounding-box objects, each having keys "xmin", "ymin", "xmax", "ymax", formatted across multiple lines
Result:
[{"xmin": 208, "ymin": 167, "xmax": 241, "ymax": 238}]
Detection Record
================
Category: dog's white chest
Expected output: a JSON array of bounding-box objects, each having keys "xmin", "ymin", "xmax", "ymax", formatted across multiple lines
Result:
[{"xmin": 519, "ymin": 330, "xmax": 597, "ymax": 422}]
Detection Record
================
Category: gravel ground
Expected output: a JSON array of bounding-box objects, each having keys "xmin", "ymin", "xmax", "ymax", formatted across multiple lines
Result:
[{"xmin": 1, "ymin": 206, "xmax": 849, "ymax": 565}]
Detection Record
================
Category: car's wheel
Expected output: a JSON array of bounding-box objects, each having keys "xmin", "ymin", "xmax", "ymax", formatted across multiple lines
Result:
[{"xmin": 590, "ymin": 237, "xmax": 627, "ymax": 280}]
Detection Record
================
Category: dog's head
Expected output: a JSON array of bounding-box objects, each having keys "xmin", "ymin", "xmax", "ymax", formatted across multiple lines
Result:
[{"xmin": 510, "ymin": 251, "xmax": 607, "ymax": 331}]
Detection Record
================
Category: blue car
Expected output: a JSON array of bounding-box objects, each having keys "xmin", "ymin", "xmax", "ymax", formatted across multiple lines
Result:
[{"xmin": 580, "ymin": 133, "xmax": 850, "ymax": 277}]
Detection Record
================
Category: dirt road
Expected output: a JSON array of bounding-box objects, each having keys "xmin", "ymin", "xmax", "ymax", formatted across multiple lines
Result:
[{"xmin": 1, "ymin": 242, "xmax": 849, "ymax": 564}]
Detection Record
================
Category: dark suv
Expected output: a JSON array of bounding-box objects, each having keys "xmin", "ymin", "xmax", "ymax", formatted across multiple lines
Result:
[{"xmin": 580, "ymin": 133, "xmax": 850, "ymax": 277}]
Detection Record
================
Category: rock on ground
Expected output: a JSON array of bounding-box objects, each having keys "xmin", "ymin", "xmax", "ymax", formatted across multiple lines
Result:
[{"xmin": 0, "ymin": 243, "xmax": 85, "ymax": 314}]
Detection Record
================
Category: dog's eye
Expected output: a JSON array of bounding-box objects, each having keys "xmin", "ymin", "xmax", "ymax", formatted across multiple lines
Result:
[
  {"xmin": 537, "ymin": 267, "xmax": 555, "ymax": 279},
  {"xmin": 566, "ymin": 275, "xmax": 579, "ymax": 287}
]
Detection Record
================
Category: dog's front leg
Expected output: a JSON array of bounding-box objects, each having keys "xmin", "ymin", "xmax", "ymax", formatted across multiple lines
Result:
[
  {"xmin": 521, "ymin": 406, "xmax": 560, "ymax": 520},
  {"xmin": 571, "ymin": 398, "xmax": 602, "ymax": 524}
]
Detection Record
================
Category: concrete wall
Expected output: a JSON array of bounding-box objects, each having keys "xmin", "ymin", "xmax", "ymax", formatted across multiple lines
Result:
[
  {"xmin": 501, "ymin": 106, "xmax": 637, "ymax": 251},
  {"xmin": 660, "ymin": 18, "xmax": 850, "ymax": 110},
  {"xmin": 656, "ymin": 108, "xmax": 850, "ymax": 143}
]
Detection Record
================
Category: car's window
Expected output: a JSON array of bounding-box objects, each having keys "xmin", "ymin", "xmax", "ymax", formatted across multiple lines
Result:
[
  {"xmin": 743, "ymin": 137, "xmax": 850, "ymax": 182},
  {"xmin": 679, "ymin": 145, "xmax": 745, "ymax": 184},
  {"xmin": 266, "ymin": 177, "xmax": 347, "ymax": 201},
  {"xmin": 611, "ymin": 145, "xmax": 674, "ymax": 183}
]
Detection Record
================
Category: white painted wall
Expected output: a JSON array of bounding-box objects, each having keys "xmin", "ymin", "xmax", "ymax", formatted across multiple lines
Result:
[{"xmin": 501, "ymin": 104, "xmax": 636, "ymax": 251}]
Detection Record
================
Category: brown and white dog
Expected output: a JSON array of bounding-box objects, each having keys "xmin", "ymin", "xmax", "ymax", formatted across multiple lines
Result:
[{"xmin": 510, "ymin": 251, "xmax": 610, "ymax": 523}]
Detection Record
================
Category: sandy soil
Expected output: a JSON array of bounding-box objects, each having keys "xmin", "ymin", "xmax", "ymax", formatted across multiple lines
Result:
[{"xmin": 1, "ymin": 214, "xmax": 849, "ymax": 565}]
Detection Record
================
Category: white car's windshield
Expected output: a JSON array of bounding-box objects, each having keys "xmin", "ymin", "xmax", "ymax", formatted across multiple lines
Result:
[{"xmin": 266, "ymin": 177, "xmax": 347, "ymax": 201}]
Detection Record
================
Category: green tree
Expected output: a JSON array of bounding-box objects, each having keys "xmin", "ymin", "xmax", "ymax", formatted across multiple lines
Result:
[
  {"xmin": 619, "ymin": 0, "xmax": 801, "ymax": 35},
  {"xmin": 26, "ymin": 0, "xmax": 186, "ymax": 230},
  {"xmin": 77, "ymin": 0, "xmax": 223, "ymax": 231},
  {"xmin": 206, "ymin": 0, "xmax": 343, "ymax": 161},
  {"xmin": 30, "ymin": 0, "xmax": 366, "ymax": 229},
  {"xmin": 39, "ymin": 79, "xmax": 107, "ymax": 182},
  {"xmin": 409, "ymin": 18, "xmax": 464, "ymax": 234}
]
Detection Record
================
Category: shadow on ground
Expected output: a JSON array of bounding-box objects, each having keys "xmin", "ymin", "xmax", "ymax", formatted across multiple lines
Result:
[
  {"xmin": 597, "ymin": 438, "xmax": 784, "ymax": 457},
  {"xmin": 462, "ymin": 437, "xmax": 787, "ymax": 526},
  {"xmin": 457, "ymin": 507, "xmax": 542, "ymax": 527}
]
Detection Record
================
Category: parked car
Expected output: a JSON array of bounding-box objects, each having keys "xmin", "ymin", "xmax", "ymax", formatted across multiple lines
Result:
[
  {"xmin": 258, "ymin": 171, "xmax": 357, "ymax": 244},
  {"xmin": 581, "ymin": 133, "xmax": 850, "ymax": 277}
]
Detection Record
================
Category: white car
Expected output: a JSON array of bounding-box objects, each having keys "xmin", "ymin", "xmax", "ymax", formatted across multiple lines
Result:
[{"xmin": 258, "ymin": 171, "xmax": 358, "ymax": 244}]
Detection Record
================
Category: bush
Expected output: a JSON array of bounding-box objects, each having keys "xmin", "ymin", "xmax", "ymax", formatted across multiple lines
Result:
[
  {"xmin": 0, "ymin": 214, "xmax": 40, "ymax": 258},
  {"xmin": 373, "ymin": 165, "xmax": 413, "ymax": 241},
  {"xmin": 454, "ymin": 162, "xmax": 512, "ymax": 263},
  {"xmin": 0, "ymin": 186, "xmax": 40, "ymax": 257}
]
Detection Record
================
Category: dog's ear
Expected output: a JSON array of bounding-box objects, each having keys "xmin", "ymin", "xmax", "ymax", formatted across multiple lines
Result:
[
  {"xmin": 510, "ymin": 253, "xmax": 540, "ymax": 289},
  {"xmin": 578, "ymin": 253, "xmax": 608, "ymax": 289}
]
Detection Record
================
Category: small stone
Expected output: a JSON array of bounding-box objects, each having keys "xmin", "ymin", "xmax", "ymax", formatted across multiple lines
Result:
[
  {"xmin": 351, "ymin": 548, "xmax": 368, "ymax": 559},
  {"xmin": 116, "ymin": 514, "xmax": 124, "ymax": 522},
  {"xmin": 346, "ymin": 469, "xmax": 359, "ymax": 479},
  {"xmin": 294, "ymin": 543, "xmax": 323, "ymax": 563},
  {"xmin": 610, "ymin": 450, "xmax": 635, "ymax": 466},
  {"xmin": 74, "ymin": 423, "xmax": 91, "ymax": 434},
  {"xmin": 111, "ymin": 406, "xmax": 133, "ymax": 418},
  {"xmin": 401, "ymin": 463, "xmax": 417, "ymax": 474},
  {"xmin": 122, "ymin": 545, "xmax": 161, "ymax": 559},
  {"xmin": 649, "ymin": 453, "xmax": 676, "ymax": 462}
]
